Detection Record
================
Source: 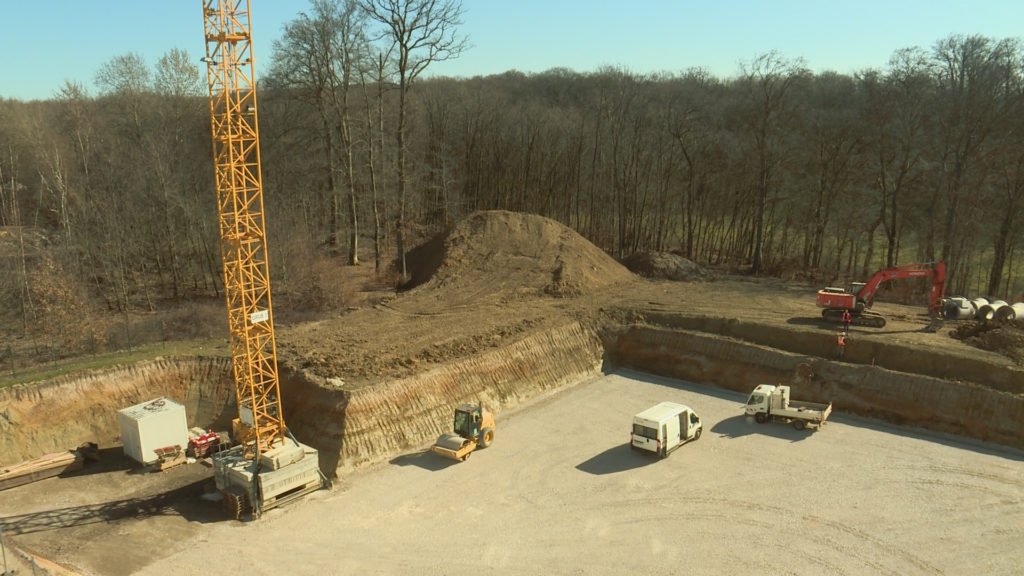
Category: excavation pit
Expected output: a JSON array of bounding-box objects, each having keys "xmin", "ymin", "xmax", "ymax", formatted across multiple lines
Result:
[{"xmin": 0, "ymin": 210, "xmax": 1021, "ymax": 574}]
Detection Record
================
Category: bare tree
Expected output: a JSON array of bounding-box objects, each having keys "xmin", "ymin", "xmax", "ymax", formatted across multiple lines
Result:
[
  {"xmin": 270, "ymin": 12, "xmax": 342, "ymax": 246},
  {"xmin": 859, "ymin": 49, "xmax": 933, "ymax": 268},
  {"xmin": 359, "ymin": 51, "xmax": 393, "ymax": 273},
  {"xmin": 155, "ymin": 48, "xmax": 202, "ymax": 98},
  {"xmin": 54, "ymin": 81, "xmax": 94, "ymax": 184},
  {"xmin": 95, "ymin": 52, "xmax": 151, "ymax": 135},
  {"xmin": 319, "ymin": 0, "xmax": 370, "ymax": 266},
  {"xmin": 151, "ymin": 48, "xmax": 204, "ymax": 299},
  {"xmin": 669, "ymin": 70, "xmax": 723, "ymax": 259},
  {"xmin": 269, "ymin": 1, "xmax": 370, "ymax": 266},
  {"xmin": 791, "ymin": 72, "xmax": 864, "ymax": 272},
  {"xmin": 737, "ymin": 52, "xmax": 807, "ymax": 274},
  {"xmin": 359, "ymin": 0, "xmax": 468, "ymax": 282},
  {"xmin": 930, "ymin": 35, "xmax": 1020, "ymax": 278},
  {"xmin": 985, "ymin": 85, "xmax": 1024, "ymax": 295}
]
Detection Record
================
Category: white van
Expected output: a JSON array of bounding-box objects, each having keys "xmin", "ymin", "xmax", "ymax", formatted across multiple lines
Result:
[{"xmin": 630, "ymin": 402, "xmax": 702, "ymax": 458}]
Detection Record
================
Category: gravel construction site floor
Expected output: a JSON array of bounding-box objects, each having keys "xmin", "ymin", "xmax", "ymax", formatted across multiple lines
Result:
[{"xmin": 117, "ymin": 370, "xmax": 1024, "ymax": 576}]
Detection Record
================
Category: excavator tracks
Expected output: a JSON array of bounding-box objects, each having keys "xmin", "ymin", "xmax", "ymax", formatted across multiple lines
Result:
[{"xmin": 822, "ymin": 309, "xmax": 887, "ymax": 328}]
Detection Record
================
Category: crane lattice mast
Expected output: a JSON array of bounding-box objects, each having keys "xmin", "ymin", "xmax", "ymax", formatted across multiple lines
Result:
[{"xmin": 201, "ymin": 0, "xmax": 285, "ymax": 459}]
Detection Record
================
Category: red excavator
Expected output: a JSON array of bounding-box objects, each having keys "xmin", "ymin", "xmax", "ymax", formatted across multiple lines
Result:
[{"xmin": 816, "ymin": 261, "xmax": 946, "ymax": 328}]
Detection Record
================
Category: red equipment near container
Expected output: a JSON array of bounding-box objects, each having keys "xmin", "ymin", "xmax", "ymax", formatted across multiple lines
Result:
[{"xmin": 188, "ymin": 429, "xmax": 222, "ymax": 459}]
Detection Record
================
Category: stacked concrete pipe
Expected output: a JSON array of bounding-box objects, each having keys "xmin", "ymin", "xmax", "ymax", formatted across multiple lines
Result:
[
  {"xmin": 977, "ymin": 300, "xmax": 1009, "ymax": 320},
  {"xmin": 970, "ymin": 297, "xmax": 989, "ymax": 315},
  {"xmin": 994, "ymin": 302, "xmax": 1024, "ymax": 321},
  {"xmin": 942, "ymin": 297, "xmax": 975, "ymax": 320}
]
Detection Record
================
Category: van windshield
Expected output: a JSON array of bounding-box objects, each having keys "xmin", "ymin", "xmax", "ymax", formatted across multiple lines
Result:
[{"xmin": 632, "ymin": 423, "xmax": 658, "ymax": 439}]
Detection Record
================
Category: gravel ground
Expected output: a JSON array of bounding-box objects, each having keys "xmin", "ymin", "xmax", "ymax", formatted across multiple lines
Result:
[{"xmin": 133, "ymin": 371, "xmax": 1024, "ymax": 576}]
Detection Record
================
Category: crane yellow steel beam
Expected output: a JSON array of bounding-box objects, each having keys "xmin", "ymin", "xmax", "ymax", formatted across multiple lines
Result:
[{"xmin": 201, "ymin": 0, "xmax": 285, "ymax": 459}]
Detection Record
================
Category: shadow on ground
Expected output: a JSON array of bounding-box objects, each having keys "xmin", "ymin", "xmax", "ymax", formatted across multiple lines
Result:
[
  {"xmin": 785, "ymin": 316, "xmax": 935, "ymax": 336},
  {"xmin": 60, "ymin": 447, "xmax": 137, "ymax": 479},
  {"xmin": 0, "ymin": 479, "xmax": 224, "ymax": 536},
  {"xmin": 830, "ymin": 413, "xmax": 1024, "ymax": 463},
  {"xmin": 786, "ymin": 317, "xmax": 833, "ymax": 329},
  {"xmin": 608, "ymin": 368, "xmax": 746, "ymax": 403},
  {"xmin": 389, "ymin": 450, "xmax": 462, "ymax": 471},
  {"xmin": 575, "ymin": 444, "xmax": 658, "ymax": 475},
  {"xmin": 711, "ymin": 415, "xmax": 811, "ymax": 442}
]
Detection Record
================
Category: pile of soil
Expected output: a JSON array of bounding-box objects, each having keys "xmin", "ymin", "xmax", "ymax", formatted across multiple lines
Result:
[
  {"xmin": 621, "ymin": 251, "xmax": 706, "ymax": 281},
  {"xmin": 280, "ymin": 209, "xmax": 1022, "ymax": 386},
  {"xmin": 404, "ymin": 210, "xmax": 633, "ymax": 298},
  {"xmin": 950, "ymin": 321, "xmax": 1024, "ymax": 364},
  {"xmin": 279, "ymin": 211, "xmax": 635, "ymax": 385}
]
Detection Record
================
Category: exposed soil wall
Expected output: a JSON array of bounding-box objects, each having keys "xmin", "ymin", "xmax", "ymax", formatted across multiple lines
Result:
[
  {"xmin": 0, "ymin": 357, "xmax": 234, "ymax": 464},
  {"xmin": 3, "ymin": 320, "xmax": 1022, "ymax": 472},
  {"xmin": 606, "ymin": 325, "xmax": 1024, "ymax": 450},
  {"xmin": 641, "ymin": 313, "xmax": 1024, "ymax": 394},
  {"xmin": 283, "ymin": 321, "xmax": 604, "ymax": 475},
  {"xmin": 0, "ymin": 321, "xmax": 606, "ymax": 475}
]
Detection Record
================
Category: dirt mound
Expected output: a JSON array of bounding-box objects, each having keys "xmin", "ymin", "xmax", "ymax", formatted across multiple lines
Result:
[
  {"xmin": 622, "ymin": 251, "xmax": 706, "ymax": 281},
  {"xmin": 404, "ymin": 210, "xmax": 633, "ymax": 298},
  {"xmin": 950, "ymin": 320, "xmax": 1024, "ymax": 364}
]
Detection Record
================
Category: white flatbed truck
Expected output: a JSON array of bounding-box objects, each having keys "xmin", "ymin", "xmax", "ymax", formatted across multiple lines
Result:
[
  {"xmin": 744, "ymin": 384, "xmax": 831, "ymax": 431},
  {"xmin": 631, "ymin": 402, "xmax": 702, "ymax": 458}
]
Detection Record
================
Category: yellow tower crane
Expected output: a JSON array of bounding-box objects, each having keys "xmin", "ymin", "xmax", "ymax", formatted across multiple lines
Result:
[{"xmin": 201, "ymin": 0, "xmax": 324, "ymax": 520}]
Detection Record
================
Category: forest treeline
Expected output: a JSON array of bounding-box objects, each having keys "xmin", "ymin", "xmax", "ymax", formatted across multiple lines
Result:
[{"xmin": 1, "ymin": 0, "xmax": 1023, "ymax": 360}]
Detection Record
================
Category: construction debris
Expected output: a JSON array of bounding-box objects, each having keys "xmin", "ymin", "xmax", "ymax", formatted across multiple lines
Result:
[
  {"xmin": 187, "ymin": 428, "xmax": 223, "ymax": 459},
  {"xmin": 0, "ymin": 444, "xmax": 92, "ymax": 492},
  {"xmin": 153, "ymin": 445, "xmax": 186, "ymax": 471}
]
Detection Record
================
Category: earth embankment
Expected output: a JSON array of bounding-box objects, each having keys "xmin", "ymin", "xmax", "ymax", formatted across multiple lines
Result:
[
  {"xmin": 0, "ymin": 357, "xmax": 233, "ymax": 463},
  {"xmin": 5, "ymin": 317, "xmax": 1019, "ymax": 471},
  {"xmin": 640, "ymin": 312, "xmax": 1024, "ymax": 394},
  {"xmin": 1, "ymin": 211, "xmax": 1021, "ymax": 469},
  {"xmin": 607, "ymin": 324, "xmax": 1024, "ymax": 450},
  {"xmin": 283, "ymin": 321, "xmax": 604, "ymax": 474}
]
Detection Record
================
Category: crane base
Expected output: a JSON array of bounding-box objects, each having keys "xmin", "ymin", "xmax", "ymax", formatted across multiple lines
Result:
[{"xmin": 212, "ymin": 437, "xmax": 323, "ymax": 519}]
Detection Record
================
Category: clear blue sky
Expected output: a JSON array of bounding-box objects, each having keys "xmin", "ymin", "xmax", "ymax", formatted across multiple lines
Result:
[{"xmin": 2, "ymin": 0, "xmax": 1022, "ymax": 101}]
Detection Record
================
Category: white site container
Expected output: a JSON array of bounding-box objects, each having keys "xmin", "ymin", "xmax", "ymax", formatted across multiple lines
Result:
[{"xmin": 118, "ymin": 397, "xmax": 188, "ymax": 465}]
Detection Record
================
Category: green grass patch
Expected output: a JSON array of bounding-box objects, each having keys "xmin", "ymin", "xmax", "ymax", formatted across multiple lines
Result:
[{"xmin": 0, "ymin": 339, "xmax": 229, "ymax": 389}]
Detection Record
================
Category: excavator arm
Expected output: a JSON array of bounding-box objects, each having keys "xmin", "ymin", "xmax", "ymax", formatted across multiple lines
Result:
[{"xmin": 856, "ymin": 261, "xmax": 946, "ymax": 315}]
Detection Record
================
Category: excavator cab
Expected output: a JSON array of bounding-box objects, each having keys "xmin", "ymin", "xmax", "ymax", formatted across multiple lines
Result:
[{"xmin": 849, "ymin": 282, "xmax": 867, "ymax": 309}]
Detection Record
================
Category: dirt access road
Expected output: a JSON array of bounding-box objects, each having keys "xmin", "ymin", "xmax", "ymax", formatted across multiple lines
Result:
[{"xmin": 128, "ymin": 371, "xmax": 1023, "ymax": 576}]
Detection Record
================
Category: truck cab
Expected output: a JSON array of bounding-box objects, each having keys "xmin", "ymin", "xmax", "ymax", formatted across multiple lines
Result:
[
  {"xmin": 631, "ymin": 402, "xmax": 702, "ymax": 458},
  {"xmin": 745, "ymin": 384, "xmax": 776, "ymax": 416}
]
